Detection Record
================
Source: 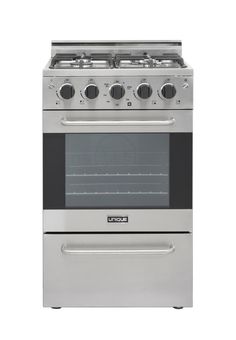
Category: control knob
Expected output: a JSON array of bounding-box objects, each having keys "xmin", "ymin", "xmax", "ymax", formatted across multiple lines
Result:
[
  {"xmin": 109, "ymin": 83, "xmax": 125, "ymax": 100},
  {"xmin": 58, "ymin": 83, "xmax": 75, "ymax": 100},
  {"xmin": 84, "ymin": 84, "xmax": 99, "ymax": 99},
  {"xmin": 137, "ymin": 83, "xmax": 152, "ymax": 99},
  {"xmin": 160, "ymin": 83, "xmax": 176, "ymax": 99}
]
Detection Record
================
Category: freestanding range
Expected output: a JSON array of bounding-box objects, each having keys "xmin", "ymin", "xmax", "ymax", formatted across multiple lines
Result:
[{"xmin": 43, "ymin": 41, "xmax": 193, "ymax": 308}]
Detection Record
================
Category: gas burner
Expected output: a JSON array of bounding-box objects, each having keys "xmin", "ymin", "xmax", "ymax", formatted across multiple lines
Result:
[
  {"xmin": 118, "ymin": 59, "xmax": 151, "ymax": 68},
  {"xmin": 51, "ymin": 53, "xmax": 113, "ymax": 69},
  {"xmin": 153, "ymin": 59, "xmax": 181, "ymax": 68},
  {"xmin": 54, "ymin": 59, "xmax": 110, "ymax": 69},
  {"xmin": 117, "ymin": 57, "xmax": 181, "ymax": 69}
]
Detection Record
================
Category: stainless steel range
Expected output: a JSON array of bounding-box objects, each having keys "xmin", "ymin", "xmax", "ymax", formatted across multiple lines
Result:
[{"xmin": 43, "ymin": 41, "xmax": 193, "ymax": 308}]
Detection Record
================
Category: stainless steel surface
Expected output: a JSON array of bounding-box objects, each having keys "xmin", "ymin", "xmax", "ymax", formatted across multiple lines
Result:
[
  {"xmin": 43, "ymin": 110, "xmax": 192, "ymax": 133},
  {"xmin": 43, "ymin": 75, "xmax": 193, "ymax": 110},
  {"xmin": 43, "ymin": 209, "xmax": 192, "ymax": 232},
  {"xmin": 61, "ymin": 244, "xmax": 175, "ymax": 255},
  {"xmin": 60, "ymin": 117, "xmax": 176, "ymax": 126},
  {"xmin": 51, "ymin": 40, "xmax": 182, "ymax": 57},
  {"xmin": 43, "ymin": 233, "xmax": 192, "ymax": 307}
]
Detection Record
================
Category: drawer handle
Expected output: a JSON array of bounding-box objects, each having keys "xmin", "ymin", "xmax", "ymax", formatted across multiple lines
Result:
[
  {"xmin": 60, "ymin": 118, "xmax": 176, "ymax": 127},
  {"xmin": 61, "ymin": 244, "xmax": 175, "ymax": 255}
]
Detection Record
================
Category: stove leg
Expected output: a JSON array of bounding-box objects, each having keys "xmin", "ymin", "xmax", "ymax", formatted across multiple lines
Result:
[
  {"xmin": 173, "ymin": 306, "xmax": 183, "ymax": 309},
  {"xmin": 51, "ymin": 307, "xmax": 61, "ymax": 309}
]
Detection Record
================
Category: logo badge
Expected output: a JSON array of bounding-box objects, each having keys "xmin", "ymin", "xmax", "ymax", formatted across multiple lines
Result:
[{"xmin": 107, "ymin": 216, "xmax": 128, "ymax": 223}]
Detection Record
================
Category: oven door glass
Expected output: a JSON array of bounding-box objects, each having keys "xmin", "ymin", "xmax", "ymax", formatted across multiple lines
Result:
[
  {"xmin": 43, "ymin": 132, "xmax": 192, "ymax": 209},
  {"xmin": 65, "ymin": 133, "xmax": 169, "ymax": 208}
]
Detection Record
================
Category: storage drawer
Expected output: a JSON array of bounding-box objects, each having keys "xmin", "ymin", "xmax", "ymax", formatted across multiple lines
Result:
[{"xmin": 43, "ymin": 233, "xmax": 192, "ymax": 307}]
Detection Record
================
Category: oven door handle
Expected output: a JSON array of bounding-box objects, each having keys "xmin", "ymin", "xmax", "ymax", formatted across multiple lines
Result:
[
  {"xmin": 61, "ymin": 244, "xmax": 175, "ymax": 255},
  {"xmin": 60, "ymin": 118, "xmax": 176, "ymax": 126}
]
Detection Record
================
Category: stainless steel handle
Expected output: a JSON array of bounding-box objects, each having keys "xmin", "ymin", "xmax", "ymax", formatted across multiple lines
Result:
[
  {"xmin": 61, "ymin": 244, "xmax": 175, "ymax": 255},
  {"xmin": 61, "ymin": 118, "xmax": 175, "ymax": 126}
]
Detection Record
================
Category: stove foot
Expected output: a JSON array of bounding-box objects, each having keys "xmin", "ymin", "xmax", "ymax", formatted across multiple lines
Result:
[
  {"xmin": 173, "ymin": 306, "xmax": 183, "ymax": 309},
  {"xmin": 51, "ymin": 307, "xmax": 61, "ymax": 309}
]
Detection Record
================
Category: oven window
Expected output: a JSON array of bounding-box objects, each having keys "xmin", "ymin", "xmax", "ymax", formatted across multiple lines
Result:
[{"xmin": 65, "ymin": 134, "xmax": 169, "ymax": 208}]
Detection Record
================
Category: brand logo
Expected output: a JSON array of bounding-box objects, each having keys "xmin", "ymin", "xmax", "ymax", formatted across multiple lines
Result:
[{"xmin": 107, "ymin": 216, "xmax": 128, "ymax": 223}]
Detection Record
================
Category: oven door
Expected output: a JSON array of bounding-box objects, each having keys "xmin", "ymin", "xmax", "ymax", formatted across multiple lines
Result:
[{"xmin": 43, "ymin": 110, "xmax": 192, "ymax": 232}]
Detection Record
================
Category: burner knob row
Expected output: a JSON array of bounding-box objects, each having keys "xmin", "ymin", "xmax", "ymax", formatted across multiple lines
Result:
[{"xmin": 58, "ymin": 82, "xmax": 177, "ymax": 101}]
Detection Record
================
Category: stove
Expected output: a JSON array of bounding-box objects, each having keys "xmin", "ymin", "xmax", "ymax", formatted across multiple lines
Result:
[{"xmin": 43, "ymin": 41, "xmax": 193, "ymax": 308}]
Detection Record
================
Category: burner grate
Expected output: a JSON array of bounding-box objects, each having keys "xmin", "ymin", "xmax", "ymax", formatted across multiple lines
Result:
[{"xmin": 50, "ymin": 53, "xmax": 186, "ymax": 69}]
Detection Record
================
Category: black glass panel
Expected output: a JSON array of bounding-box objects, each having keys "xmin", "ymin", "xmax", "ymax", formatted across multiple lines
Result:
[
  {"xmin": 65, "ymin": 134, "xmax": 169, "ymax": 208},
  {"xmin": 43, "ymin": 134, "xmax": 65, "ymax": 209},
  {"xmin": 43, "ymin": 133, "xmax": 192, "ymax": 210}
]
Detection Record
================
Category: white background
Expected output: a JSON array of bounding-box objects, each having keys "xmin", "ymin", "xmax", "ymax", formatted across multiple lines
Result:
[{"xmin": 1, "ymin": 0, "xmax": 236, "ymax": 339}]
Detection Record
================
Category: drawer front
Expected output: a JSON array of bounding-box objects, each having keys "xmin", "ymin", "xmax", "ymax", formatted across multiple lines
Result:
[{"xmin": 43, "ymin": 233, "xmax": 192, "ymax": 307}]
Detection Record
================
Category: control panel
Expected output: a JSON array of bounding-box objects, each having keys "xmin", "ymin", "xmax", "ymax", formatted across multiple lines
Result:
[{"xmin": 43, "ymin": 76, "xmax": 193, "ymax": 110}]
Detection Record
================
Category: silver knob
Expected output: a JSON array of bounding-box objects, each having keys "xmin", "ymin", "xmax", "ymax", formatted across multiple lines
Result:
[
  {"xmin": 136, "ymin": 83, "xmax": 153, "ymax": 99},
  {"xmin": 109, "ymin": 83, "xmax": 125, "ymax": 100},
  {"xmin": 159, "ymin": 83, "xmax": 176, "ymax": 100},
  {"xmin": 58, "ymin": 83, "xmax": 75, "ymax": 100}
]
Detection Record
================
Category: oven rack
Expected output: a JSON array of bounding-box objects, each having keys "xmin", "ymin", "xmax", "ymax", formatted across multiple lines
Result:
[
  {"xmin": 65, "ymin": 191, "xmax": 168, "ymax": 195},
  {"xmin": 68, "ymin": 182, "xmax": 165, "ymax": 186},
  {"xmin": 66, "ymin": 151, "xmax": 168, "ymax": 167},
  {"xmin": 66, "ymin": 165, "xmax": 168, "ymax": 175},
  {"xmin": 66, "ymin": 173, "xmax": 168, "ymax": 177},
  {"xmin": 66, "ymin": 180, "xmax": 168, "ymax": 196},
  {"xmin": 67, "ymin": 165, "xmax": 167, "ymax": 169},
  {"xmin": 67, "ymin": 164, "xmax": 168, "ymax": 168},
  {"xmin": 66, "ymin": 151, "xmax": 168, "ymax": 154}
]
